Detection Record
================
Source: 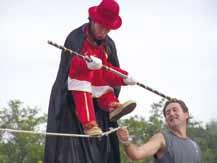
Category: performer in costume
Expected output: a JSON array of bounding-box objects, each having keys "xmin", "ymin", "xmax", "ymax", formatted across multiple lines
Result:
[
  {"xmin": 44, "ymin": 0, "xmax": 136, "ymax": 162},
  {"xmin": 68, "ymin": 0, "xmax": 137, "ymax": 136}
]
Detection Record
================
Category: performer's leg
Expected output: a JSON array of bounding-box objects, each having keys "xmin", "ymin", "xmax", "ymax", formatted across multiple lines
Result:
[
  {"xmin": 98, "ymin": 91, "xmax": 137, "ymax": 122},
  {"xmin": 72, "ymin": 91, "xmax": 102, "ymax": 135},
  {"xmin": 97, "ymin": 91, "xmax": 119, "ymax": 112}
]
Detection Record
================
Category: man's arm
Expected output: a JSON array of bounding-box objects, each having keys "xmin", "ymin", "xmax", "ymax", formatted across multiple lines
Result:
[{"xmin": 117, "ymin": 127, "xmax": 165, "ymax": 161}]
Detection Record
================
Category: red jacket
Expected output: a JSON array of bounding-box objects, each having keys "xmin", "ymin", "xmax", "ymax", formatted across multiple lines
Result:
[{"xmin": 68, "ymin": 27, "xmax": 128, "ymax": 98}]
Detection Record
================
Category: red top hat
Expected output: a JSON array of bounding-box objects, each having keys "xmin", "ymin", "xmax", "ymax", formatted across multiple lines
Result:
[{"xmin": 88, "ymin": 0, "xmax": 122, "ymax": 30}]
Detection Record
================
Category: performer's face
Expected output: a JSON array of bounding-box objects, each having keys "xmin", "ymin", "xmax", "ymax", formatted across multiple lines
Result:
[{"xmin": 90, "ymin": 21, "xmax": 111, "ymax": 40}]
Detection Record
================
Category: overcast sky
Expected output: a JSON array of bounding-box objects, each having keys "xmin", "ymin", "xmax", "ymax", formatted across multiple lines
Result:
[{"xmin": 1, "ymin": 0, "xmax": 217, "ymax": 123}]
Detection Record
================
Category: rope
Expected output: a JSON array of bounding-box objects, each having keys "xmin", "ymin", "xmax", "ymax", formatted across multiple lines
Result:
[{"xmin": 0, "ymin": 127, "xmax": 120, "ymax": 138}]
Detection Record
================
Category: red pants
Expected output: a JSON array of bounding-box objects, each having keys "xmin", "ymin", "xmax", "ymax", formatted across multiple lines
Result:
[{"xmin": 72, "ymin": 91, "xmax": 118, "ymax": 127}]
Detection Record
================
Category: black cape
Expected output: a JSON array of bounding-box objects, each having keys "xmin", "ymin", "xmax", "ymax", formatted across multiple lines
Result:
[{"xmin": 44, "ymin": 24, "xmax": 121, "ymax": 163}]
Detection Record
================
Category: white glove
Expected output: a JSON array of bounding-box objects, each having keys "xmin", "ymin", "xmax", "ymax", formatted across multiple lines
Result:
[
  {"xmin": 124, "ymin": 75, "xmax": 137, "ymax": 85},
  {"xmin": 86, "ymin": 56, "xmax": 103, "ymax": 70}
]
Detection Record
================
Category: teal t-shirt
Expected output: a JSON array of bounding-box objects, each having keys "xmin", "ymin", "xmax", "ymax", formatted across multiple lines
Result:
[{"xmin": 154, "ymin": 131, "xmax": 201, "ymax": 163}]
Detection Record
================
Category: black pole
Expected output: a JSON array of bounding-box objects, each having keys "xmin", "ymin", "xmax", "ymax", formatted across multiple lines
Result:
[{"xmin": 47, "ymin": 40, "xmax": 172, "ymax": 100}]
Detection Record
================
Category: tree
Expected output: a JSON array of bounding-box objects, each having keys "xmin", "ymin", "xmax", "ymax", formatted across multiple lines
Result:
[
  {"xmin": 1, "ymin": 100, "xmax": 216, "ymax": 163},
  {"xmin": 0, "ymin": 100, "xmax": 47, "ymax": 163},
  {"xmin": 203, "ymin": 120, "xmax": 217, "ymax": 163}
]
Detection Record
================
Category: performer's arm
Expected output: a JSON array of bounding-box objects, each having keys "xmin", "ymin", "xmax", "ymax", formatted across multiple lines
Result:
[{"xmin": 103, "ymin": 64, "xmax": 137, "ymax": 86}]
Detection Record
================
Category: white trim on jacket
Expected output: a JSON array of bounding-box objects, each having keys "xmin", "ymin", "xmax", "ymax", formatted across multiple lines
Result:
[{"xmin": 68, "ymin": 77, "xmax": 114, "ymax": 97}]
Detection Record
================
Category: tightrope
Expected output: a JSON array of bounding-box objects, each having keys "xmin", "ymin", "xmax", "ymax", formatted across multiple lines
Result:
[{"xmin": 0, "ymin": 127, "xmax": 120, "ymax": 138}]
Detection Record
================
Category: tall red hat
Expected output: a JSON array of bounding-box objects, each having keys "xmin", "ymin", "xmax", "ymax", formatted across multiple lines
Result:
[{"xmin": 88, "ymin": 0, "xmax": 122, "ymax": 30}]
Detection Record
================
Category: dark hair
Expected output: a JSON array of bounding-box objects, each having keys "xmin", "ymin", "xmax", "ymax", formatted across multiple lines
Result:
[{"xmin": 163, "ymin": 98, "xmax": 189, "ymax": 117}]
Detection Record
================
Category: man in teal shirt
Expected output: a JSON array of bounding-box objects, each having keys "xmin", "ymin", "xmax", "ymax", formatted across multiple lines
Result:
[{"xmin": 117, "ymin": 99, "xmax": 201, "ymax": 163}]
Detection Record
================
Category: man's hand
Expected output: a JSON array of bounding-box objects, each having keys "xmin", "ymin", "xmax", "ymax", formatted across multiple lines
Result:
[
  {"xmin": 124, "ymin": 75, "xmax": 137, "ymax": 85},
  {"xmin": 86, "ymin": 56, "xmax": 103, "ymax": 70},
  {"xmin": 117, "ymin": 127, "xmax": 130, "ymax": 145}
]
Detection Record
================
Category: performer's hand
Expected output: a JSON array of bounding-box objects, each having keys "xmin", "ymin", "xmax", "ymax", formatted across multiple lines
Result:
[
  {"xmin": 86, "ymin": 56, "xmax": 103, "ymax": 70},
  {"xmin": 124, "ymin": 75, "xmax": 137, "ymax": 85},
  {"xmin": 117, "ymin": 127, "xmax": 130, "ymax": 144}
]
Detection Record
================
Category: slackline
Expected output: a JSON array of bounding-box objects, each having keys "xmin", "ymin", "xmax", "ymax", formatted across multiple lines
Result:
[{"xmin": 0, "ymin": 127, "xmax": 120, "ymax": 138}]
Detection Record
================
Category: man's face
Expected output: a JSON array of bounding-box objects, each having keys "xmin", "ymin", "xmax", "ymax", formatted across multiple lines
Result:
[
  {"xmin": 90, "ymin": 21, "xmax": 111, "ymax": 40},
  {"xmin": 165, "ymin": 102, "xmax": 189, "ymax": 128}
]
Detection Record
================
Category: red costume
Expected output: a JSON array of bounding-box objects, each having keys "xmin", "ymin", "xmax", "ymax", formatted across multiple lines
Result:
[{"xmin": 68, "ymin": 26, "xmax": 128, "ymax": 128}]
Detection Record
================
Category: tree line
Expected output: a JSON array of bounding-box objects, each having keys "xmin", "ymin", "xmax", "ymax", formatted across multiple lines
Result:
[{"xmin": 0, "ymin": 100, "xmax": 216, "ymax": 163}]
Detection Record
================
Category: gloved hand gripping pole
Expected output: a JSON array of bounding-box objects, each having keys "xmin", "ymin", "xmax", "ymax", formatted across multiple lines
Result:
[{"xmin": 47, "ymin": 40, "xmax": 172, "ymax": 100}]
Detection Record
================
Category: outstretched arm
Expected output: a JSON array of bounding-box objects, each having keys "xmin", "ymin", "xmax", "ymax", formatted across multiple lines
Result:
[{"xmin": 117, "ymin": 127, "xmax": 165, "ymax": 161}]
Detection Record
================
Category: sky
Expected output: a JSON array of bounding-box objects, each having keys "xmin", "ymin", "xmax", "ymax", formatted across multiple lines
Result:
[{"xmin": 0, "ymin": 0, "xmax": 217, "ymax": 124}]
